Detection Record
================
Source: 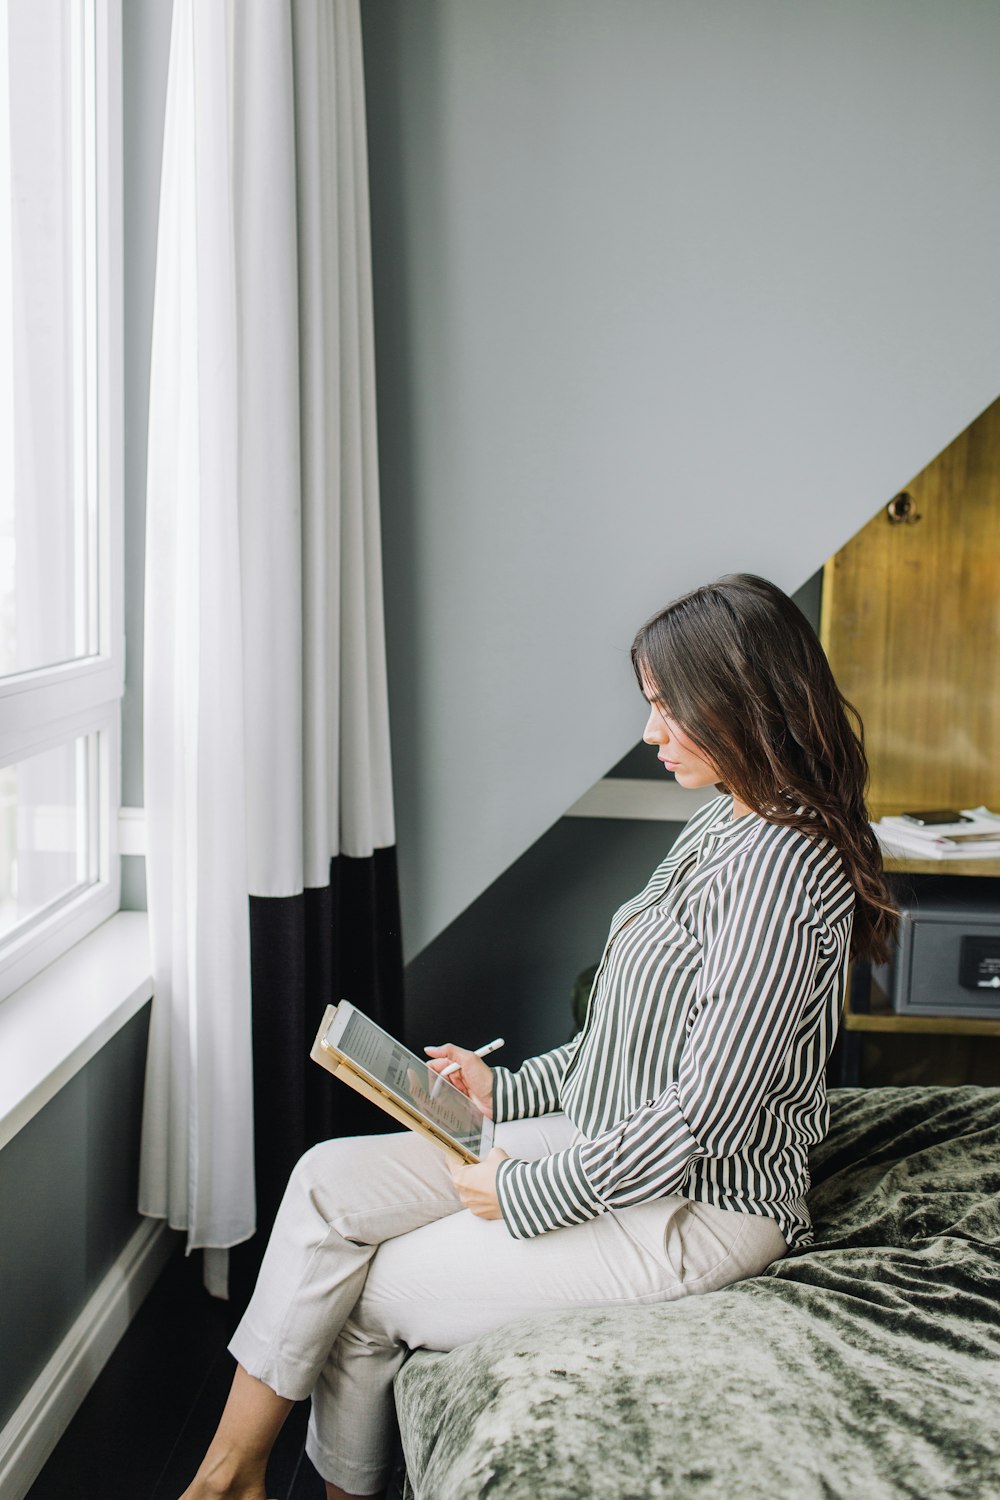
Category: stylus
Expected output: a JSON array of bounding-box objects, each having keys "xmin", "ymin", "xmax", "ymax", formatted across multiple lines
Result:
[{"xmin": 438, "ymin": 1038, "xmax": 505, "ymax": 1078}]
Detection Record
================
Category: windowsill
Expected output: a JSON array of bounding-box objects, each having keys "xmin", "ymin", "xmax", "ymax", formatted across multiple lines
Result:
[{"xmin": 0, "ymin": 911, "xmax": 153, "ymax": 1151}]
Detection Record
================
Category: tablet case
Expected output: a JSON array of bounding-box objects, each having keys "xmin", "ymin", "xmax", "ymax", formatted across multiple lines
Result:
[{"xmin": 309, "ymin": 1003, "xmax": 482, "ymax": 1164}]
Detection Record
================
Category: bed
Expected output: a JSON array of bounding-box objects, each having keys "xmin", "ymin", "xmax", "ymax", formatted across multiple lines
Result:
[{"xmin": 392, "ymin": 1085, "xmax": 1000, "ymax": 1499}]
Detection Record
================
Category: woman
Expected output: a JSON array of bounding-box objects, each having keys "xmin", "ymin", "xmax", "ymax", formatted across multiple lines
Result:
[{"xmin": 180, "ymin": 573, "xmax": 895, "ymax": 1500}]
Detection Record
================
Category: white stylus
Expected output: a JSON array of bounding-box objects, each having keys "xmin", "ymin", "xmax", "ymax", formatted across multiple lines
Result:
[{"xmin": 438, "ymin": 1038, "xmax": 505, "ymax": 1078}]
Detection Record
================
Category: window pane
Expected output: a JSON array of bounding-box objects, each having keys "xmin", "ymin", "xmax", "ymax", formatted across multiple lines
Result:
[
  {"xmin": 0, "ymin": 734, "xmax": 98, "ymax": 941},
  {"xmin": 0, "ymin": 0, "xmax": 98, "ymax": 679}
]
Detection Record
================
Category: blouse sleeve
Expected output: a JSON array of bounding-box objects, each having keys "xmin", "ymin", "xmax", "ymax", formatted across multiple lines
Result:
[
  {"xmin": 490, "ymin": 1040, "xmax": 578, "ymax": 1123},
  {"xmin": 495, "ymin": 838, "xmax": 831, "ymax": 1239}
]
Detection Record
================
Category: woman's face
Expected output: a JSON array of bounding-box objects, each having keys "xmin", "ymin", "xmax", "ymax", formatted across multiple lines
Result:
[{"xmin": 639, "ymin": 669, "xmax": 722, "ymax": 791}]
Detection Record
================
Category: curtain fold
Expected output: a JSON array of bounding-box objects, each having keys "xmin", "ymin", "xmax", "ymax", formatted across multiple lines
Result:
[
  {"xmin": 141, "ymin": 0, "xmax": 401, "ymax": 1291},
  {"xmin": 243, "ymin": 0, "xmax": 402, "ymax": 1247},
  {"xmin": 140, "ymin": 0, "xmax": 255, "ymax": 1261}
]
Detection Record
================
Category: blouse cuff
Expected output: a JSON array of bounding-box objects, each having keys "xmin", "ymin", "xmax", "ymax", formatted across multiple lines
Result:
[{"xmin": 495, "ymin": 1146, "xmax": 606, "ymax": 1240}]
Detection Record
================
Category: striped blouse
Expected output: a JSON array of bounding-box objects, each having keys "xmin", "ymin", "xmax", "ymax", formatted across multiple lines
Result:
[{"xmin": 492, "ymin": 794, "xmax": 855, "ymax": 1249}]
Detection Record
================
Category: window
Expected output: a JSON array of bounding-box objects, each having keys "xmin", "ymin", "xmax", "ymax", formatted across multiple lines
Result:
[{"xmin": 0, "ymin": 0, "xmax": 122, "ymax": 1000}]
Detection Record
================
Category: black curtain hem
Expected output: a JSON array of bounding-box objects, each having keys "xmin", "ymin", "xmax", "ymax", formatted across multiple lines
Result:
[{"xmin": 231, "ymin": 846, "xmax": 404, "ymax": 1302}]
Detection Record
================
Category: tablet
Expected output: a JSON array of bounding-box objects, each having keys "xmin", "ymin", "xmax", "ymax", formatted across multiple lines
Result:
[{"xmin": 311, "ymin": 1000, "xmax": 495, "ymax": 1164}]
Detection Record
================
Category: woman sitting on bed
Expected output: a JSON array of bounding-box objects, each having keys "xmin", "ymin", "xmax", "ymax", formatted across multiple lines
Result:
[{"xmin": 179, "ymin": 572, "xmax": 896, "ymax": 1500}]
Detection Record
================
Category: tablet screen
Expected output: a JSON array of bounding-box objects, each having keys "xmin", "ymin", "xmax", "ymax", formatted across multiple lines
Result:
[{"xmin": 326, "ymin": 1002, "xmax": 493, "ymax": 1159}]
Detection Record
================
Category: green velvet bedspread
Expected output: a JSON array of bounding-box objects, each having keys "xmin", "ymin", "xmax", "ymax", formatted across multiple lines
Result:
[{"xmin": 394, "ymin": 1086, "xmax": 1000, "ymax": 1499}]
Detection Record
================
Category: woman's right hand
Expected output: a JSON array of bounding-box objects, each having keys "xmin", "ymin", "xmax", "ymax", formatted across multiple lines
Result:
[{"xmin": 424, "ymin": 1044, "xmax": 494, "ymax": 1118}]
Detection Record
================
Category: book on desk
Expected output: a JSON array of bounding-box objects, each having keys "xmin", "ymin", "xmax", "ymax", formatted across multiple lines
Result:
[{"xmin": 873, "ymin": 807, "xmax": 1000, "ymax": 861}]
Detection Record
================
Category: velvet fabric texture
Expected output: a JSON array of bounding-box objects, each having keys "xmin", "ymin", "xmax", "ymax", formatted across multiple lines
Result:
[{"xmin": 393, "ymin": 1085, "xmax": 1000, "ymax": 1499}]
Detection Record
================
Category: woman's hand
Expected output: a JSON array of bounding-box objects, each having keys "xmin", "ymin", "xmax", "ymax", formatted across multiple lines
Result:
[
  {"xmin": 424, "ymin": 1043, "xmax": 494, "ymax": 1118},
  {"xmin": 450, "ymin": 1147, "xmax": 510, "ymax": 1219}
]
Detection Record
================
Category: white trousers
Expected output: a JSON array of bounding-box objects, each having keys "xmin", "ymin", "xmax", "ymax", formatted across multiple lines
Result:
[{"xmin": 229, "ymin": 1115, "xmax": 788, "ymax": 1495}]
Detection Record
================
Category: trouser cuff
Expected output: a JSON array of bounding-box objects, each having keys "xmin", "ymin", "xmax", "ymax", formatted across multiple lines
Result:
[{"xmin": 305, "ymin": 1426, "xmax": 393, "ymax": 1496}]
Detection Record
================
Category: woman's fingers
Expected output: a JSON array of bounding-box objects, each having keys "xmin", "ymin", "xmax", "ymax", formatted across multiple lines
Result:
[
  {"xmin": 424, "ymin": 1044, "xmax": 470, "ymax": 1093},
  {"xmin": 449, "ymin": 1148, "xmax": 509, "ymax": 1218},
  {"xmin": 424, "ymin": 1044, "xmax": 494, "ymax": 1116},
  {"xmin": 424, "ymin": 1044, "xmax": 475, "ymax": 1098},
  {"xmin": 424, "ymin": 1043, "xmax": 466, "ymax": 1070}
]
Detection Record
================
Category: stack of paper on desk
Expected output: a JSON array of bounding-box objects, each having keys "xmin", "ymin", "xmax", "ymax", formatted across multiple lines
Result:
[{"xmin": 874, "ymin": 807, "xmax": 1000, "ymax": 859}]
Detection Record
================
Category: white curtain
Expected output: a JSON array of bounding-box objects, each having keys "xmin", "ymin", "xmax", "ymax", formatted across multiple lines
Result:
[{"xmin": 141, "ymin": 0, "xmax": 393, "ymax": 1294}]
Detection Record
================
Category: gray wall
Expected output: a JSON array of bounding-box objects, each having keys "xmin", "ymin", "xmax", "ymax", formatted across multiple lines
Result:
[
  {"xmin": 361, "ymin": 0, "xmax": 1000, "ymax": 960},
  {"xmin": 0, "ymin": 1008, "xmax": 150, "ymax": 1430}
]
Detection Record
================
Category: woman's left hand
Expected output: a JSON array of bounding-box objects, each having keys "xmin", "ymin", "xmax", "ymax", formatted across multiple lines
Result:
[{"xmin": 450, "ymin": 1147, "xmax": 510, "ymax": 1219}]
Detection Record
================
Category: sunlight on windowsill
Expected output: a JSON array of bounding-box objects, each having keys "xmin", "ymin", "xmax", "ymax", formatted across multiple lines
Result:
[{"xmin": 0, "ymin": 911, "xmax": 152, "ymax": 1151}]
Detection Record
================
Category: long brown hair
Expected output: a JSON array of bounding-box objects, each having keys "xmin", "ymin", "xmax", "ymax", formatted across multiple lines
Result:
[{"xmin": 632, "ymin": 573, "xmax": 896, "ymax": 964}]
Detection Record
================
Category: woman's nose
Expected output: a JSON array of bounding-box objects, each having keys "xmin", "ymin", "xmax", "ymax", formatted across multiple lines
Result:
[{"xmin": 643, "ymin": 708, "xmax": 666, "ymax": 745}]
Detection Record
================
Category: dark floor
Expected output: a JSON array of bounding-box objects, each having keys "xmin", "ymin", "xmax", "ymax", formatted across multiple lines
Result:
[{"xmin": 25, "ymin": 1244, "xmax": 389, "ymax": 1500}]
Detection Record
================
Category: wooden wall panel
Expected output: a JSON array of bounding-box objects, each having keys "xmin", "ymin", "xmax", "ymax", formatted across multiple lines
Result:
[{"xmin": 821, "ymin": 397, "xmax": 1000, "ymax": 819}]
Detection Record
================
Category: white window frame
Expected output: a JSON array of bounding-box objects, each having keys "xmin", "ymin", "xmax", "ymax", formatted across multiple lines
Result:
[{"xmin": 0, "ymin": 0, "xmax": 123, "ymax": 1002}]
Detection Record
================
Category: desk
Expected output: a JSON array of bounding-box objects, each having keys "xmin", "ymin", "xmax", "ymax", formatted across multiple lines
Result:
[
  {"xmin": 834, "ymin": 859, "xmax": 1000, "ymax": 1085},
  {"xmin": 882, "ymin": 855, "xmax": 1000, "ymax": 879}
]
